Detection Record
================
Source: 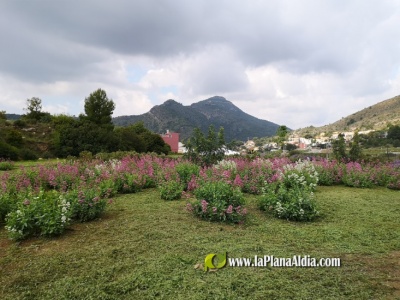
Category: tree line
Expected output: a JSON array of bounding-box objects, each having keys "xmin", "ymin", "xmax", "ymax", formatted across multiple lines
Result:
[{"xmin": 0, "ymin": 89, "xmax": 170, "ymax": 160}]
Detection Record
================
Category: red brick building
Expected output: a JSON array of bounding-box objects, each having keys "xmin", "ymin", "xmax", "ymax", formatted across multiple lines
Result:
[{"xmin": 160, "ymin": 130, "xmax": 179, "ymax": 152}]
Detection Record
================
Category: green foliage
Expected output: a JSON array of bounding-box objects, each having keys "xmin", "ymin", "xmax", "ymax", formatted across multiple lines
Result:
[
  {"xmin": 82, "ymin": 88, "xmax": 115, "ymax": 127},
  {"xmin": 66, "ymin": 188, "xmax": 108, "ymax": 223},
  {"xmin": 13, "ymin": 119, "xmax": 26, "ymax": 128},
  {"xmin": 0, "ymin": 159, "xmax": 14, "ymax": 171},
  {"xmin": 175, "ymin": 162, "xmax": 200, "ymax": 190},
  {"xmin": 114, "ymin": 126, "xmax": 146, "ymax": 152},
  {"xmin": 276, "ymin": 125, "xmax": 289, "ymax": 149},
  {"xmin": 184, "ymin": 125, "xmax": 226, "ymax": 166},
  {"xmin": 349, "ymin": 131, "xmax": 362, "ymax": 161},
  {"xmin": 387, "ymin": 125, "xmax": 400, "ymax": 140},
  {"xmin": 24, "ymin": 97, "xmax": 43, "ymax": 121},
  {"xmin": 281, "ymin": 159, "xmax": 319, "ymax": 191},
  {"xmin": 0, "ymin": 140, "xmax": 19, "ymax": 160},
  {"xmin": 114, "ymin": 122, "xmax": 170, "ymax": 155},
  {"xmin": 259, "ymin": 184, "xmax": 319, "ymax": 221},
  {"xmin": 5, "ymin": 129, "xmax": 23, "ymax": 147},
  {"xmin": 260, "ymin": 160, "xmax": 319, "ymax": 221},
  {"xmin": 159, "ymin": 180, "xmax": 183, "ymax": 200},
  {"xmin": 19, "ymin": 148, "xmax": 38, "ymax": 161},
  {"xmin": 79, "ymin": 150, "xmax": 93, "ymax": 161},
  {"xmin": 53, "ymin": 118, "xmax": 119, "ymax": 157},
  {"xmin": 5, "ymin": 190, "xmax": 72, "ymax": 240},
  {"xmin": 189, "ymin": 181, "xmax": 246, "ymax": 223},
  {"xmin": 332, "ymin": 133, "xmax": 347, "ymax": 160}
]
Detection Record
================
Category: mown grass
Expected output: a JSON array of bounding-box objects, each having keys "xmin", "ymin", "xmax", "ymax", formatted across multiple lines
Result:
[{"xmin": 0, "ymin": 186, "xmax": 399, "ymax": 299}]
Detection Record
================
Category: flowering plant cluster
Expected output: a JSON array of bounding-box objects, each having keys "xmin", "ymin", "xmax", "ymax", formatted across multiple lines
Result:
[
  {"xmin": 1, "ymin": 153, "xmax": 399, "ymax": 239},
  {"xmin": 187, "ymin": 181, "xmax": 246, "ymax": 223},
  {"xmin": 281, "ymin": 159, "xmax": 319, "ymax": 191},
  {"xmin": 259, "ymin": 183, "xmax": 319, "ymax": 222},
  {"xmin": 5, "ymin": 190, "xmax": 72, "ymax": 240}
]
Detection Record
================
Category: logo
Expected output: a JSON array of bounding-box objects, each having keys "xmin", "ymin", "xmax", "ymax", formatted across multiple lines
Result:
[{"xmin": 204, "ymin": 252, "xmax": 227, "ymax": 271}]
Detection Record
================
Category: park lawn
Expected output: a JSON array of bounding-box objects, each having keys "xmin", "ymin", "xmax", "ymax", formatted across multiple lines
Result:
[{"xmin": 0, "ymin": 186, "xmax": 399, "ymax": 300}]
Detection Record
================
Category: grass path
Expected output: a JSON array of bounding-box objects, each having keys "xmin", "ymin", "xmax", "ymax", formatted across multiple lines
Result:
[{"xmin": 0, "ymin": 186, "xmax": 399, "ymax": 299}]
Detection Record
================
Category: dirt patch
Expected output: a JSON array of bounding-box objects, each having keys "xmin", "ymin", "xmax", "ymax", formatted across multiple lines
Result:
[
  {"xmin": 383, "ymin": 251, "xmax": 400, "ymax": 299},
  {"xmin": 343, "ymin": 251, "xmax": 400, "ymax": 299}
]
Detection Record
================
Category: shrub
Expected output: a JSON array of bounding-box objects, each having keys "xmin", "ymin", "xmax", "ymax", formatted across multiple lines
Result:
[
  {"xmin": 259, "ymin": 184, "xmax": 319, "ymax": 222},
  {"xmin": 281, "ymin": 159, "xmax": 319, "ymax": 191},
  {"xmin": 342, "ymin": 162, "xmax": 374, "ymax": 188},
  {"xmin": 313, "ymin": 159, "xmax": 343, "ymax": 186},
  {"xmin": 115, "ymin": 173, "xmax": 143, "ymax": 193},
  {"xmin": 79, "ymin": 151, "xmax": 93, "ymax": 161},
  {"xmin": 175, "ymin": 162, "xmax": 200, "ymax": 191},
  {"xmin": 188, "ymin": 181, "xmax": 246, "ymax": 223},
  {"xmin": 159, "ymin": 180, "xmax": 183, "ymax": 200},
  {"xmin": 0, "ymin": 141, "xmax": 19, "ymax": 161},
  {"xmin": 0, "ymin": 159, "xmax": 14, "ymax": 171},
  {"xmin": 5, "ymin": 190, "xmax": 72, "ymax": 240},
  {"xmin": 19, "ymin": 148, "xmax": 38, "ymax": 161},
  {"xmin": 67, "ymin": 187, "xmax": 107, "ymax": 222}
]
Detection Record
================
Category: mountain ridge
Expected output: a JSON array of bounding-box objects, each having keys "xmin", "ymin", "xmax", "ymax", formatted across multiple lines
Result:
[
  {"xmin": 112, "ymin": 96, "xmax": 281, "ymax": 141},
  {"xmin": 294, "ymin": 95, "xmax": 400, "ymax": 136}
]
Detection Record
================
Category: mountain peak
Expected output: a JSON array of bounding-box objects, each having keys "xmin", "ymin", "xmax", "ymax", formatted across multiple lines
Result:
[
  {"xmin": 206, "ymin": 96, "xmax": 228, "ymax": 102},
  {"xmin": 163, "ymin": 99, "xmax": 181, "ymax": 105},
  {"xmin": 113, "ymin": 96, "xmax": 280, "ymax": 141}
]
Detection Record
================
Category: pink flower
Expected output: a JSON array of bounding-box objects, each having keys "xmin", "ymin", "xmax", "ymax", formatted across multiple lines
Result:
[
  {"xmin": 212, "ymin": 207, "xmax": 217, "ymax": 214},
  {"xmin": 201, "ymin": 200, "xmax": 208, "ymax": 213},
  {"xmin": 186, "ymin": 203, "xmax": 194, "ymax": 212},
  {"xmin": 226, "ymin": 205, "xmax": 233, "ymax": 214},
  {"xmin": 233, "ymin": 174, "xmax": 243, "ymax": 187},
  {"xmin": 23, "ymin": 199, "xmax": 30, "ymax": 205}
]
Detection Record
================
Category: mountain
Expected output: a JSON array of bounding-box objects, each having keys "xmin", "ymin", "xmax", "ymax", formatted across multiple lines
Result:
[
  {"xmin": 112, "ymin": 96, "xmax": 280, "ymax": 141},
  {"xmin": 5, "ymin": 113, "xmax": 22, "ymax": 120},
  {"xmin": 295, "ymin": 95, "xmax": 400, "ymax": 136}
]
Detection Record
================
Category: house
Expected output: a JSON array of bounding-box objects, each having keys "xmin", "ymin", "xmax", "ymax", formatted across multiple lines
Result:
[
  {"xmin": 160, "ymin": 130, "xmax": 179, "ymax": 152},
  {"xmin": 178, "ymin": 142, "xmax": 187, "ymax": 154},
  {"xmin": 298, "ymin": 138, "xmax": 312, "ymax": 149}
]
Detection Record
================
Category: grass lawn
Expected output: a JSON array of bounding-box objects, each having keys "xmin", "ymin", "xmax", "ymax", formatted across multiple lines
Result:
[{"xmin": 0, "ymin": 186, "xmax": 399, "ymax": 299}]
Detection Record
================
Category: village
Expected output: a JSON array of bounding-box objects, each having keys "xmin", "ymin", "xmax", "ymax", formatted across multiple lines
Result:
[{"xmin": 160, "ymin": 129, "xmax": 377, "ymax": 155}]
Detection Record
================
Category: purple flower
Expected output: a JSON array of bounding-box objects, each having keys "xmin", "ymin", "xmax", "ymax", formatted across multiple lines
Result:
[
  {"xmin": 186, "ymin": 203, "xmax": 194, "ymax": 212},
  {"xmin": 201, "ymin": 200, "xmax": 208, "ymax": 213}
]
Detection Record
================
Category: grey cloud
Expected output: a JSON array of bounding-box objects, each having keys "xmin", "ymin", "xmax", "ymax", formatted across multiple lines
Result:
[{"xmin": 2, "ymin": 0, "xmax": 400, "ymax": 79}]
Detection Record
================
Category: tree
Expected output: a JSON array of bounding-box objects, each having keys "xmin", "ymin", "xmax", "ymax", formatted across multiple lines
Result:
[
  {"xmin": 276, "ymin": 125, "xmax": 289, "ymax": 149},
  {"xmin": 349, "ymin": 131, "xmax": 362, "ymax": 161},
  {"xmin": 332, "ymin": 133, "xmax": 347, "ymax": 161},
  {"xmin": 114, "ymin": 126, "xmax": 146, "ymax": 153},
  {"xmin": 25, "ymin": 97, "xmax": 43, "ymax": 120},
  {"xmin": 184, "ymin": 125, "xmax": 226, "ymax": 166},
  {"xmin": 387, "ymin": 125, "xmax": 400, "ymax": 140},
  {"xmin": 82, "ymin": 89, "xmax": 115, "ymax": 127}
]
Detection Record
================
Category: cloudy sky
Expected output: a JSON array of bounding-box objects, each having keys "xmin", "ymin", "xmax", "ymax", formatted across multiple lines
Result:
[{"xmin": 1, "ymin": 0, "xmax": 399, "ymax": 129}]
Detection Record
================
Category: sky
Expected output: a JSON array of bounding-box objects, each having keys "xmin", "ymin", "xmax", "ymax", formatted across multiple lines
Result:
[{"xmin": 0, "ymin": 0, "xmax": 399, "ymax": 129}]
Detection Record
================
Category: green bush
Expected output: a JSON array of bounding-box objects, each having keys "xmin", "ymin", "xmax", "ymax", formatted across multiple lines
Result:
[
  {"xmin": 66, "ymin": 188, "xmax": 107, "ymax": 222},
  {"xmin": 79, "ymin": 151, "xmax": 93, "ymax": 161},
  {"xmin": 5, "ymin": 190, "xmax": 72, "ymax": 240},
  {"xmin": 175, "ymin": 162, "xmax": 200, "ymax": 190},
  {"xmin": 0, "ymin": 159, "xmax": 14, "ymax": 171},
  {"xmin": 188, "ymin": 181, "xmax": 246, "ymax": 223},
  {"xmin": 159, "ymin": 180, "xmax": 183, "ymax": 200},
  {"xmin": 0, "ymin": 141, "xmax": 19, "ymax": 161},
  {"xmin": 259, "ymin": 184, "xmax": 319, "ymax": 222},
  {"xmin": 19, "ymin": 148, "xmax": 38, "ymax": 161}
]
